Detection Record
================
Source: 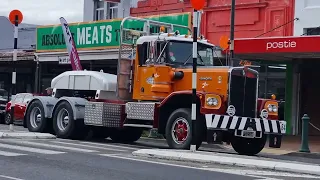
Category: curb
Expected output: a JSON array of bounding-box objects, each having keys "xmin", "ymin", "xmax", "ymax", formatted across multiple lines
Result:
[
  {"xmin": 285, "ymin": 152, "xmax": 320, "ymax": 159},
  {"xmin": 0, "ymin": 132, "xmax": 56, "ymax": 139},
  {"xmin": 132, "ymin": 149, "xmax": 320, "ymax": 176}
]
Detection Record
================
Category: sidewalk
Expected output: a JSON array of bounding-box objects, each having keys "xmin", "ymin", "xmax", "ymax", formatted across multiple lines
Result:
[
  {"xmin": 216, "ymin": 135, "xmax": 320, "ymax": 155},
  {"xmin": 0, "ymin": 125, "xmax": 56, "ymax": 139},
  {"xmin": 0, "ymin": 131, "xmax": 56, "ymax": 139},
  {"xmin": 132, "ymin": 148, "xmax": 320, "ymax": 176}
]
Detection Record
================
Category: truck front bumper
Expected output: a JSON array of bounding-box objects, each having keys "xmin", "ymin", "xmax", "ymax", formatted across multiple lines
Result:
[{"xmin": 205, "ymin": 114, "xmax": 286, "ymax": 135}]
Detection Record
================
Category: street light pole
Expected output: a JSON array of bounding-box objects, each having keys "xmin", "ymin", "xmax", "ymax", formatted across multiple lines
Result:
[
  {"xmin": 190, "ymin": 0, "xmax": 205, "ymax": 152},
  {"xmin": 190, "ymin": 8, "xmax": 198, "ymax": 152},
  {"xmin": 229, "ymin": 0, "xmax": 236, "ymax": 66},
  {"xmin": 8, "ymin": 9, "xmax": 23, "ymax": 131},
  {"xmin": 9, "ymin": 15, "xmax": 19, "ymax": 131}
]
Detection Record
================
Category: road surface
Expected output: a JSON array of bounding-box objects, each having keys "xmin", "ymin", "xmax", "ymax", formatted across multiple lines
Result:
[
  {"xmin": 0, "ymin": 125, "xmax": 319, "ymax": 180},
  {"xmin": 0, "ymin": 138, "xmax": 318, "ymax": 180}
]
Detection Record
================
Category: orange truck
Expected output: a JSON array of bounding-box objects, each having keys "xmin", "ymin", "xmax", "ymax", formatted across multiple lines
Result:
[{"xmin": 24, "ymin": 17, "xmax": 286, "ymax": 155}]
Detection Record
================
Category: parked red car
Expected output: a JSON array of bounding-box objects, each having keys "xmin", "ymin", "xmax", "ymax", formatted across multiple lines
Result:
[{"xmin": 4, "ymin": 93, "xmax": 36, "ymax": 125}]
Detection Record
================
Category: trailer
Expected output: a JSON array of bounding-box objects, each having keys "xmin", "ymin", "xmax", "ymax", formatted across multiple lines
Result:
[{"xmin": 24, "ymin": 16, "xmax": 286, "ymax": 155}]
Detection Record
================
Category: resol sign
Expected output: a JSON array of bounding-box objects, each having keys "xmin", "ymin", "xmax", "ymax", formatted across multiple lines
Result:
[{"xmin": 36, "ymin": 13, "xmax": 191, "ymax": 52}]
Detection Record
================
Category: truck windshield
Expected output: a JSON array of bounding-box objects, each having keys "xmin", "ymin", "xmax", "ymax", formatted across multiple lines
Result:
[{"xmin": 166, "ymin": 40, "xmax": 214, "ymax": 66}]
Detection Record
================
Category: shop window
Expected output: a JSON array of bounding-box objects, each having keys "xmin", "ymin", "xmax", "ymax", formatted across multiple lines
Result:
[
  {"xmin": 108, "ymin": 3, "xmax": 119, "ymax": 19},
  {"xmin": 304, "ymin": 28, "xmax": 320, "ymax": 35},
  {"xmin": 94, "ymin": 0, "xmax": 105, "ymax": 21}
]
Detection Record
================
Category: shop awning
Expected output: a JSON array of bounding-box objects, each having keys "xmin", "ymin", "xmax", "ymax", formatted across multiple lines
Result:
[
  {"xmin": 233, "ymin": 35, "xmax": 320, "ymax": 61},
  {"xmin": 35, "ymin": 49, "xmax": 121, "ymax": 62}
]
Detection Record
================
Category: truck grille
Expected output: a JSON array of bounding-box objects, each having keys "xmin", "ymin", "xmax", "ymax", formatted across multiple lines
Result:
[{"xmin": 228, "ymin": 67, "xmax": 258, "ymax": 118}]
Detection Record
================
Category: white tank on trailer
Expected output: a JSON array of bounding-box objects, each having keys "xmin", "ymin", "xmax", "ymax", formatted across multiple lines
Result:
[{"xmin": 51, "ymin": 70, "xmax": 117, "ymax": 92}]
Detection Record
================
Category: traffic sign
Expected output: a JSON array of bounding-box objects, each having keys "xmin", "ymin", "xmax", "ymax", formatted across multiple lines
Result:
[
  {"xmin": 9, "ymin": 10, "xmax": 23, "ymax": 25},
  {"xmin": 191, "ymin": 0, "xmax": 205, "ymax": 10}
]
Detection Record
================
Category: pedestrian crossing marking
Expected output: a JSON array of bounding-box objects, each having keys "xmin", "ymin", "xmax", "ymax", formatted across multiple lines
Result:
[
  {"xmin": 0, "ymin": 150, "xmax": 26, "ymax": 157},
  {"xmin": 0, "ymin": 138, "xmax": 144, "ymax": 158},
  {"xmin": 78, "ymin": 141, "xmax": 139, "ymax": 150},
  {"xmin": 12, "ymin": 141, "xmax": 98, "ymax": 153},
  {"xmin": 52, "ymin": 141, "xmax": 128, "ymax": 152},
  {"xmin": 0, "ymin": 143, "xmax": 65, "ymax": 155}
]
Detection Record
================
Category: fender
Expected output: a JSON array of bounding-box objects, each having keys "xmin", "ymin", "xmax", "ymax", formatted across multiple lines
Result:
[
  {"xmin": 159, "ymin": 90, "xmax": 225, "ymax": 114},
  {"xmin": 25, "ymin": 96, "xmax": 58, "ymax": 119},
  {"xmin": 53, "ymin": 97, "xmax": 88, "ymax": 120},
  {"xmin": 159, "ymin": 90, "xmax": 204, "ymax": 107}
]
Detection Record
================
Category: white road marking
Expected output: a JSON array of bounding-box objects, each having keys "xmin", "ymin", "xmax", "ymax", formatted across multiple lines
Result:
[
  {"xmin": 0, "ymin": 150, "xmax": 26, "ymax": 157},
  {"xmin": 201, "ymin": 168, "xmax": 320, "ymax": 179},
  {"xmin": 52, "ymin": 141, "xmax": 128, "ymax": 152},
  {"xmin": 0, "ymin": 143, "xmax": 65, "ymax": 155},
  {"xmin": 59, "ymin": 139, "xmax": 139, "ymax": 150},
  {"xmin": 0, "ymin": 174, "xmax": 24, "ymax": 180},
  {"xmin": 99, "ymin": 154, "xmax": 283, "ymax": 180},
  {"xmin": 12, "ymin": 141, "xmax": 98, "ymax": 153},
  {"xmin": 99, "ymin": 153, "xmax": 126, "ymax": 157}
]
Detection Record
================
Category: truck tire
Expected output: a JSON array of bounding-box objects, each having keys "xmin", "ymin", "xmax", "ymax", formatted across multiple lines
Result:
[
  {"xmin": 53, "ymin": 101, "xmax": 87, "ymax": 139},
  {"xmin": 86, "ymin": 127, "xmax": 110, "ymax": 140},
  {"xmin": 165, "ymin": 108, "xmax": 202, "ymax": 150},
  {"xmin": 26, "ymin": 100, "xmax": 49, "ymax": 133},
  {"xmin": 231, "ymin": 135, "xmax": 267, "ymax": 156},
  {"xmin": 110, "ymin": 127, "xmax": 143, "ymax": 143}
]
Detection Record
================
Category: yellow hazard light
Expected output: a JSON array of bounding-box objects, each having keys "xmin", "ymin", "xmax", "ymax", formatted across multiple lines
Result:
[
  {"xmin": 271, "ymin": 94, "xmax": 276, "ymax": 100},
  {"xmin": 160, "ymin": 26, "xmax": 165, "ymax": 32}
]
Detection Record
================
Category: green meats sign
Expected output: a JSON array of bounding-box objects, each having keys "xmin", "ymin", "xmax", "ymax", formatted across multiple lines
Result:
[{"xmin": 36, "ymin": 13, "xmax": 191, "ymax": 52}]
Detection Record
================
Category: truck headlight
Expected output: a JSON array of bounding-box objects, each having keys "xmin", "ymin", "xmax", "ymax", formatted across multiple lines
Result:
[
  {"xmin": 267, "ymin": 104, "xmax": 278, "ymax": 112},
  {"xmin": 206, "ymin": 97, "xmax": 218, "ymax": 106}
]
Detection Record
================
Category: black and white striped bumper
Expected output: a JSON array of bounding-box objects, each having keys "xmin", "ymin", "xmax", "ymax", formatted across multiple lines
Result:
[{"xmin": 205, "ymin": 114, "xmax": 286, "ymax": 134}]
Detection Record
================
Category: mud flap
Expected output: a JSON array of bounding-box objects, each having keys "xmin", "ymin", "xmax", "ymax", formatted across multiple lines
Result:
[
  {"xmin": 206, "ymin": 130, "xmax": 223, "ymax": 144},
  {"xmin": 268, "ymin": 134, "xmax": 282, "ymax": 148}
]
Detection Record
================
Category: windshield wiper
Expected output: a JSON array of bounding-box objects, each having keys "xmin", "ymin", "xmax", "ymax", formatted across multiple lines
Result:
[{"xmin": 183, "ymin": 53, "xmax": 205, "ymax": 66}]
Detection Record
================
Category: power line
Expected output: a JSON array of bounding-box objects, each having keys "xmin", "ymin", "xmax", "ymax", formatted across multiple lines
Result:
[{"xmin": 255, "ymin": 18, "xmax": 299, "ymax": 38}]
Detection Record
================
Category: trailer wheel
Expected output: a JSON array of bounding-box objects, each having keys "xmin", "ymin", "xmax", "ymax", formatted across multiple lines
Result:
[
  {"xmin": 231, "ymin": 135, "xmax": 267, "ymax": 156},
  {"xmin": 165, "ymin": 108, "xmax": 202, "ymax": 150},
  {"xmin": 110, "ymin": 127, "xmax": 143, "ymax": 143},
  {"xmin": 26, "ymin": 100, "xmax": 48, "ymax": 133},
  {"xmin": 53, "ymin": 101, "xmax": 87, "ymax": 139}
]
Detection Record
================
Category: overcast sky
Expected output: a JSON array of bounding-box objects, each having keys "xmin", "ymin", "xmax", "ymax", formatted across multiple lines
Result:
[{"xmin": 0, "ymin": 0, "xmax": 84, "ymax": 25}]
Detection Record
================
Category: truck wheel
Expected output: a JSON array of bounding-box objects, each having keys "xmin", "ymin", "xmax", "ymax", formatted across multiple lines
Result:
[
  {"xmin": 26, "ymin": 100, "xmax": 49, "ymax": 133},
  {"xmin": 53, "ymin": 101, "xmax": 87, "ymax": 139},
  {"xmin": 110, "ymin": 128, "xmax": 143, "ymax": 143},
  {"xmin": 87, "ymin": 127, "xmax": 110, "ymax": 140},
  {"xmin": 231, "ymin": 135, "xmax": 267, "ymax": 156},
  {"xmin": 165, "ymin": 108, "xmax": 202, "ymax": 150}
]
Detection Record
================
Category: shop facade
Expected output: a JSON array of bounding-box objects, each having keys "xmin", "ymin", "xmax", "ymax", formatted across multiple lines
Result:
[
  {"xmin": 233, "ymin": 35, "xmax": 320, "ymax": 136},
  {"xmin": 35, "ymin": 12, "xmax": 192, "ymax": 92}
]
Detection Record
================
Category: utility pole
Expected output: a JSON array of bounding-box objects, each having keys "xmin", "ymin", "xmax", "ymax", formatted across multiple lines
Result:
[
  {"xmin": 229, "ymin": 0, "xmax": 236, "ymax": 66},
  {"xmin": 8, "ymin": 9, "xmax": 23, "ymax": 131}
]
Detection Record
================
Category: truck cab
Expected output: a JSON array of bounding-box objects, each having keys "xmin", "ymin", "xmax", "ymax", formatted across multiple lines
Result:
[{"xmin": 24, "ymin": 16, "xmax": 286, "ymax": 156}]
